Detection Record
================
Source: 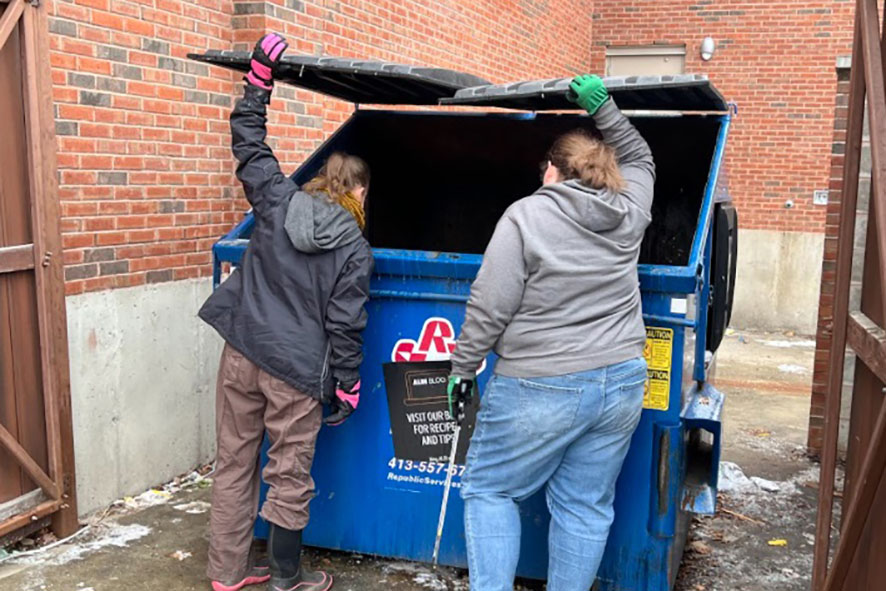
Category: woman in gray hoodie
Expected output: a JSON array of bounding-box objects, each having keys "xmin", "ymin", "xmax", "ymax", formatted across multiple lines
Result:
[{"xmin": 447, "ymin": 75, "xmax": 654, "ymax": 591}]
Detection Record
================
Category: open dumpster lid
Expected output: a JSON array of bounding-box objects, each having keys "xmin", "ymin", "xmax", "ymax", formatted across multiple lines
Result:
[
  {"xmin": 187, "ymin": 51, "xmax": 491, "ymax": 105},
  {"xmin": 440, "ymin": 74, "xmax": 728, "ymax": 112}
]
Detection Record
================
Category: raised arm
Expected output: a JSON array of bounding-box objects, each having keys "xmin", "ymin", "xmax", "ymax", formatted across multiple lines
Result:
[
  {"xmin": 229, "ymin": 33, "xmax": 296, "ymax": 216},
  {"xmin": 569, "ymin": 74, "xmax": 656, "ymax": 211}
]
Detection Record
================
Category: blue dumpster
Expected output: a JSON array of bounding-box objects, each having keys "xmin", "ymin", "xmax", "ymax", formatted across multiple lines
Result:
[{"xmin": 192, "ymin": 51, "xmax": 736, "ymax": 590}]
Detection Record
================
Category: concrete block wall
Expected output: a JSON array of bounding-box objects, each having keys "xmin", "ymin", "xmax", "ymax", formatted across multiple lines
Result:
[{"xmin": 67, "ymin": 279, "xmax": 221, "ymax": 512}]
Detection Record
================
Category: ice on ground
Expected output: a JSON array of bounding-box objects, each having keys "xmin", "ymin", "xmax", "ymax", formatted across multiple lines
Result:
[
  {"xmin": 382, "ymin": 562, "xmax": 468, "ymax": 591},
  {"xmin": 762, "ymin": 339, "xmax": 817, "ymax": 348},
  {"xmin": 718, "ymin": 462, "xmax": 799, "ymax": 496},
  {"xmin": 718, "ymin": 461, "xmax": 758, "ymax": 494},
  {"xmin": 173, "ymin": 501, "xmax": 211, "ymax": 514},
  {"xmin": 122, "ymin": 489, "xmax": 172, "ymax": 510},
  {"xmin": 11, "ymin": 523, "xmax": 151, "ymax": 566},
  {"xmin": 777, "ymin": 364, "xmax": 809, "ymax": 375}
]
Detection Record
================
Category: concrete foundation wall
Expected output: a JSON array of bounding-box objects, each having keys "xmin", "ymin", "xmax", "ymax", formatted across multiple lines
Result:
[
  {"xmin": 731, "ymin": 228, "xmax": 825, "ymax": 335},
  {"xmin": 67, "ymin": 278, "xmax": 222, "ymax": 515}
]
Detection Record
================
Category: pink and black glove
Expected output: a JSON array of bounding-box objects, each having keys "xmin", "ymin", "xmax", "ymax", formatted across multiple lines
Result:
[
  {"xmin": 245, "ymin": 33, "xmax": 288, "ymax": 90},
  {"xmin": 324, "ymin": 380, "xmax": 360, "ymax": 426}
]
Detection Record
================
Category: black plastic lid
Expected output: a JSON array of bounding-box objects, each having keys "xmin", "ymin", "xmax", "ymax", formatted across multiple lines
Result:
[
  {"xmin": 187, "ymin": 51, "xmax": 491, "ymax": 105},
  {"xmin": 440, "ymin": 74, "xmax": 728, "ymax": 112}
]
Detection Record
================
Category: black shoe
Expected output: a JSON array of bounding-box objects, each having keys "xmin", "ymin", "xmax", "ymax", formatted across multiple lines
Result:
[
  {"xmin": 267, "ymin": 524, "xmax": 333, "ymax": 591},
  {"xmin": 268, "ymin": 568, "xmax": 332, "ymax": 591}
]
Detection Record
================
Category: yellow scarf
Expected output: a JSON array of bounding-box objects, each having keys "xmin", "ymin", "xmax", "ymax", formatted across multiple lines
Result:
[
  {"xmin": 309, "ymin": 187, "xmax": 366, "ymax": 230},
  {"xmin": 337, "ymin": 192, "xmax": 366, "ymax": 231}
]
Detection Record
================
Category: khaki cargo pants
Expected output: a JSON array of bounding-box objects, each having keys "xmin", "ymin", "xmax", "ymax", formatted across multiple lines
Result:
[{"xmin": 207, "ymin": 344, "xmax": 322, "ymax": 582}]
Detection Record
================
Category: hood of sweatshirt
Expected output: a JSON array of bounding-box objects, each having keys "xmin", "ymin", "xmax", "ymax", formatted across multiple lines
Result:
[
  {"xmin": 284, "ymin": 190, "xmax": 363, "ymax": 254},
  {"xmin": 533, "ymin": 179, "xmax": 629, "ymax": 234}
]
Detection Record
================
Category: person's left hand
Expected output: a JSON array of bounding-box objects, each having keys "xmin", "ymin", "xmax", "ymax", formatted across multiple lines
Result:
[
  {"xmin": 324, "ymin": 380, "xmax": 360, "ymax": 426},
  {"xmin": 246, "ymin": 33, "xmax": 288, "ymax": 90},
  {"xmin": 567, "ymin": 74, "xmax": 609, "ymax": 115},
  {"xmin": 446, "ymin": 375, "xmax": 475, "ymax": 426}
]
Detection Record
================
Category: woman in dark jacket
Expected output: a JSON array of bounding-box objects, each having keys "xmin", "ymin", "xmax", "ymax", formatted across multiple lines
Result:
[{"xmin": 199, "ymin": 33, "xmax": 372, "ymax": 591}]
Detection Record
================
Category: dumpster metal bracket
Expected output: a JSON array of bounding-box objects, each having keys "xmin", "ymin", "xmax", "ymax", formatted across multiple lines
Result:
[{"xmin": 680, "ymin": 382, "xmax": 724, "ymax": 515}]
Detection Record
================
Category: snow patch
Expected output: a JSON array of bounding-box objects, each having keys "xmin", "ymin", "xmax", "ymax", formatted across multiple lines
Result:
[
  {"xmin": 173, "ymin": 501, "xmax": 211, "ymax": 514},
  {"xmin": 777, "ymin": 363, "xmax": 809, "ymax": 375},
  {"xmin": 718, "ymin": 462, "xmax": 799, "ymax": 496},
  {"xmin": 382, "ymin": 562, "xmax": 468, "ymax": 591},
  {"xmin": 762, "ymin": 339, "xmax": 816, "ymax": 348},
  {"xmin": 11, "ymin": 523, "xmax": 151, "ymax": 566}
]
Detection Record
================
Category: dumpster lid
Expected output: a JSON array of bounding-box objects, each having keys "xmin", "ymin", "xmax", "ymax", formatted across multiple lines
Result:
[
  {"xmin": 440, "ymin": 74, "xmax": 728, "ymax": 112},
  {"xmin": 187, "ymin": 51, "xmax": 491, "ymax": 105}
]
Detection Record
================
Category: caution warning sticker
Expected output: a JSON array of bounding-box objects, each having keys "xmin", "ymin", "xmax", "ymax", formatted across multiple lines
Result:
[{"xmin": 642, "ymin": 327, "xmax": 673, "ymax": 411}]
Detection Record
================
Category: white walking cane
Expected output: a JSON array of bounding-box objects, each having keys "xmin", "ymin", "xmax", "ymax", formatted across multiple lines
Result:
[{"xmin": 432, "ymin": 399, "xmax": 464, "ymax": 568}]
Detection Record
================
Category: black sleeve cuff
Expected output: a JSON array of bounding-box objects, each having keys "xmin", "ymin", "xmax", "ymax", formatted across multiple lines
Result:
[
  {"xmin": 243, "ymin": 81, "xmax": 272, "ymax": 104},
  {"xmin": 332, "ymin": 367, "xmax": 361, "ymax": 388}
]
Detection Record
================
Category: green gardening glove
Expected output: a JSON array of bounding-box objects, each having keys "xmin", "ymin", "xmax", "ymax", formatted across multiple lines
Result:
[
  {"xmin": 447, "ymin": 375, "xmax": 475, "ymax": 426},
  {"xmin": 567, "ymin": 74, "xmax": 609, "ymax": 115}
]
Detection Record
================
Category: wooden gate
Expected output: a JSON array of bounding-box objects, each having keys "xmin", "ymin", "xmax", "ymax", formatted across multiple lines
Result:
[
  {"xmin": 812, "ymin": 0, "xmax": 886, "ymax": 589},
  {"xmin": 0, "ymin": 0, "xmax": 78, "ymax": 539}
]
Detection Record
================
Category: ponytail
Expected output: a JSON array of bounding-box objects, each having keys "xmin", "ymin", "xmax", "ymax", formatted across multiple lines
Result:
[
  {"xmin": 546, "ymin": 130, "xmax": 626, "ymax": 193},
  {"xmin": 302, "ymin": 152, "xmax": 370, "ymax": 229}
]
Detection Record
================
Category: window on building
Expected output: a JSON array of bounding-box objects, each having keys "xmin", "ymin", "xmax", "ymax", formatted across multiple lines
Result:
[{"xmin": 605, "ymin": 45, "xmax": 686, "ymax": 76}]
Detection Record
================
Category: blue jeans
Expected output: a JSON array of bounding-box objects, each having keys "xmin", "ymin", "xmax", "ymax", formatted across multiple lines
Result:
[{"xmin": 461, "ymin": 357, "xmax": 648, "ymax": 591}]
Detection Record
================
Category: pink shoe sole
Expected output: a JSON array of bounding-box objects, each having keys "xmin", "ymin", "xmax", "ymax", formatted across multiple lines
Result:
[{"xmin": 212, "ymin": 574, "xmax": 271, "ymax": 591}]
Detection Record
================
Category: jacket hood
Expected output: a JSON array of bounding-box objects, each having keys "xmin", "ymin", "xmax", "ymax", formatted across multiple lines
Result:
[
  {"xmin": 533, "ymin": 179, "xmax": 628, "ymax": 233},
  {"xmin": 285, "ymin": 190, "xmax": 364, "ymax": 254}
]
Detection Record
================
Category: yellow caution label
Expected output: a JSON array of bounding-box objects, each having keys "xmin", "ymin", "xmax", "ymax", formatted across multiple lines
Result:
[{"xmin": 642, "ymin": 327, "xmax": 673, "ymax": 411}]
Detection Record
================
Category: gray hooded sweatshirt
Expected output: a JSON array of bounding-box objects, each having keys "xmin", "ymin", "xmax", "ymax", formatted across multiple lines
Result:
[
  {"xmin": 284, "ymin": 190, "xmax": 365, "ymax": 254},
  {"xmin": 450, "ymin": 100, "xmax": 655, "ymax": 379}
]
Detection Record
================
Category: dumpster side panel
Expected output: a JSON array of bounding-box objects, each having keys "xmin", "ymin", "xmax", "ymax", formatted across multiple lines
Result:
[
  {"xmin": 593, "ymin": 290, "xmax": 689, "ymax": 590},
  {"xmin": 307, "ymin": 294, "xmax": 485, "ymax": 566}
]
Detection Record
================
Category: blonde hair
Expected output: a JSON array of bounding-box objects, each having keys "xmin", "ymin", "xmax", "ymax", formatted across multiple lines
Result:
[
  {"xmin": 302, "ymin": 152, "xmax": 370, "ymax": 229},
  {"xmin": 547, "ymin": 130, "xmax": 625, "ymax": 192}
]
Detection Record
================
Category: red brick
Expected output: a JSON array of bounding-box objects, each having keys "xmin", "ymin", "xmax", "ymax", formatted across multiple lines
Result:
[
  {"xmin": 60, "ymin": 38, "xmax": 94, "ymax": 57},
  {"xmin": 91, "ymin": 11, "xmax": 123, "ymax": 31},
  {"xmin": 58, "ymin": 104, "xmax": 95, "ymax": 121},
  {"xmin": 77, "ymin": 57, "xmax": 112, "ymax": 75},
  {"xmin": 63, "ymin": 233, "xmax": 96, "ymax": 249},
  {"xmin": 48, "ymin": 0, "xmax": 850, "ymax": 316}
]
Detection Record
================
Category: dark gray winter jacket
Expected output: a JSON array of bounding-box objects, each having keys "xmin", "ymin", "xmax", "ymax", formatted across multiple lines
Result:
[{"xmin": 199, "ymin": 84, "xmax": 373, "ymax": 401}]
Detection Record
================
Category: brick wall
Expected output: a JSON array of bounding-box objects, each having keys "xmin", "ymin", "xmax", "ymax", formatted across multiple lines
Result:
[
  {"xmin": 51, "ymin": 0, "xmax": 858, "ymax": 296},
  {"xmin": 49, "ymin": 0, "xmax": 594, "ymax": 295},
  {"xmin": 591, "ymin": 1, "xmax": 854, "ymax": 234}
]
